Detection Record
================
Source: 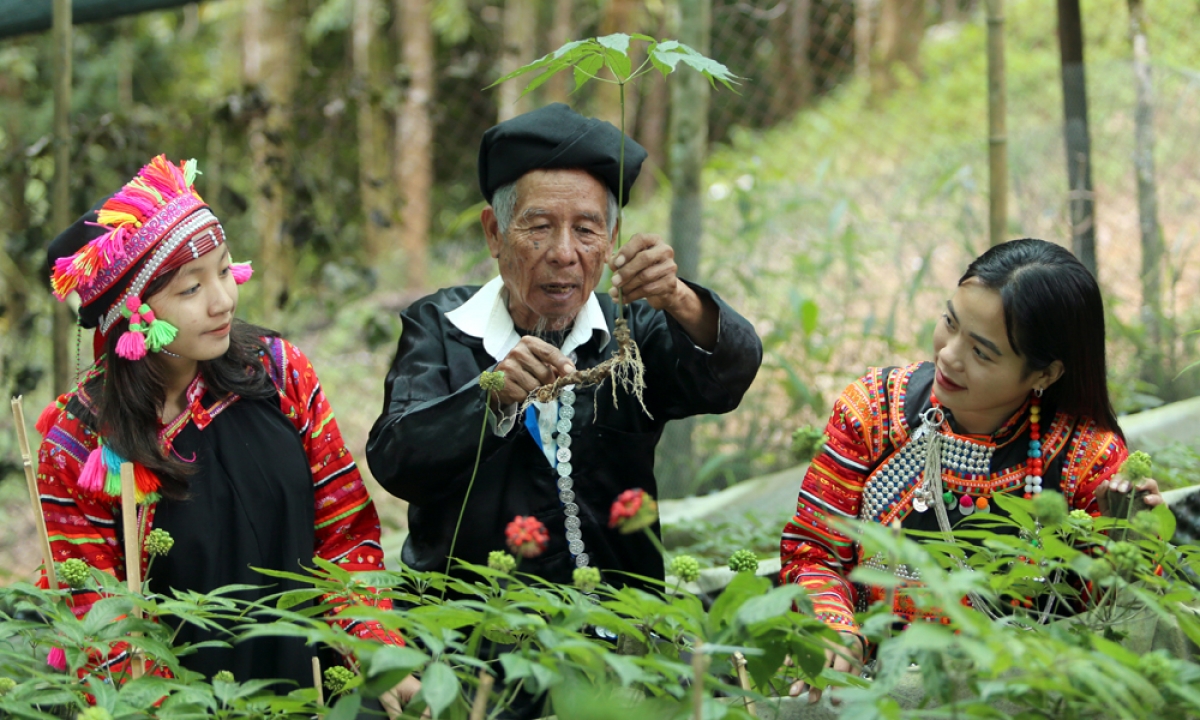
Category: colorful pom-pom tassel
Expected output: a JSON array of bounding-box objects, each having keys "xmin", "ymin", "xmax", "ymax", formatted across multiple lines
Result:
[
  {"xmin": 144, "ymin": 317, "xmax": 178, "ymax": 352},
  {"xmin": 102, "ymin": 444, "xmax": 124, "ymax": 498},
  {"xmin": 116, "ymin": 329, "xmax": 148, "ymax": 360},
  {"xmin": 133, "ymin": 463, "xmax": 161, "ymax": 504},
  {"xmin": 47, "ymin": 647, "xmax": 67, "ymax": 672},
  {"xmin": 230, "ymin": 262, "xmax": 253, "ymax": 285},
  {"xmin": 78, "ymin": 447, "xmax": 107, "ymax": 494}
]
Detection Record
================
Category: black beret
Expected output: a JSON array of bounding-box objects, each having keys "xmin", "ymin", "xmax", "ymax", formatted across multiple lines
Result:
[
  {"xmin": 45, "ymin": 196, "xmax": 129, "ymax": 329},
  {"xmin": 478, "ymin": 103, "xmax": 647, "ymax": 206}
]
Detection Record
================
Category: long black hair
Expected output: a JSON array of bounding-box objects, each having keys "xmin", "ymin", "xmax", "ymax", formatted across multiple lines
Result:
[
  {"xmin": 73, "ymin": 267, "xmax": 279, "ymax": 500},
  {"xmin": 959, "ymin": 238, "xmax": 1122, "ymax": 436}
]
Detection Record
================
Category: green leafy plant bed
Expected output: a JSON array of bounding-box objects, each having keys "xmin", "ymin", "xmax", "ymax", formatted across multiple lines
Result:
[{"xmin": 2, "ymin": 492, "xmax": 1198, "ymax": 719}]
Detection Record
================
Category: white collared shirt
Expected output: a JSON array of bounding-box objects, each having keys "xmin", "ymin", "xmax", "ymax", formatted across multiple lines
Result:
[{"xmin": 445, "ymin": 276, "xmax": 611, "ymax": 465}]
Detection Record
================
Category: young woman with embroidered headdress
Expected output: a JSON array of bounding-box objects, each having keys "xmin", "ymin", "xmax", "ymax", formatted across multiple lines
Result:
[
  {"xmin": 779, "ymin": 238, "xmax": 1165, "ymax": 702},
  {"xmin": 37, "ymin": 155, "xmax": 419, "ymax": 711}
]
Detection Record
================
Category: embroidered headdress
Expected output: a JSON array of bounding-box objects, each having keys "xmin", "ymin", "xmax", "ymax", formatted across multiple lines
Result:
[{"xmin": 46, "ymin": 155, "xmax": 252, "ymax": 360}]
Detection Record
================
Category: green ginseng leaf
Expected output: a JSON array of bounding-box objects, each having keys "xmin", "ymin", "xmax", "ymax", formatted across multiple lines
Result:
[
  {"xmin": 485, "ymin": 39, "xmax": 588, "ymax": 89},
  {"xmin": 573, "ymin": 52, "xmax": 606, "ymax": 91},
  {"xmin": 648, "ymin": 47, "xmax": 675, "ymax": 77},
  {"xmin": 596, "ymin": 32, "xmax": 632, "ymax": 56},
  {"xmin": 629, "ymin": 32, "xmax": 656, "ymax": 42},
  {"xmin": 677, "ymin": 52, "xmax": 740, "ymax": 90},
  {"xmin": 603, "ymin": 46, "xmax": 633, "ymax": 82},
  {"xmin": 518, "ymin": 66, "xmax": 564, "ymax": 98}
]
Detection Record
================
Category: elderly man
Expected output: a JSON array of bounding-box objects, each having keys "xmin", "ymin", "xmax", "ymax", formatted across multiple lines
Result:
[{"xmin": 367, "ymin": 103, "xmax": 762, "ymax": 588}]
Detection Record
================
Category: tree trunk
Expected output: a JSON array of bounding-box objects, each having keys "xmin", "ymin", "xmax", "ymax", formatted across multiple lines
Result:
[
  {"xmin": 243, "ymin": 0, "xmax": 298, "ymax": 326},
  {"xmin": 659, "ymin": 0, "xmax": 712, "ymax": 499},
  {"xmin": 544, "ymin": 0, "xmax": 574, "ymax": 104},
  {"xmin": 1056, "ymin": 0, "xmax": 1095, "ymax": 276},
  {"xmin": 594, "ymin": 0, "xmax": 639, "ymax": 129},
  {"xmin": 769, "ymin": 0, "xmax": 813, "ymax": 122},
  {"xmin": 872, "ymin": 0, "xmax": 924, "ymax": 96},
  {"xmin": 396, "ymin": 0, "xmax": 433, "ymax": 291},
  {"xmin": 0, "ymin": 68, "xmax": 36, "ymax": 398},
  {"xmin": 497, "ymin": 0, "xmax": 536, "ymax": 122},
  {"xmin": 354, "ymin": 0, "xmax": 394, "ymax": 261},
  {"xmin": 1127, "ymin": 0, "xmax": 1167, "ymax": 395},
  {"xmin": 986, "ymin": 0, "xmax": 1006, "ymax": 247},
  {"xmin": 855, "ymin": 0, "xmax": 873, "ymax": 81},
  {"xmin": 633, "ymin": 8, "xmax": 669, "ymax": 201},
  {"xmin": 52, "ymin": 0, "xmax": 73, "ymax": 394}
]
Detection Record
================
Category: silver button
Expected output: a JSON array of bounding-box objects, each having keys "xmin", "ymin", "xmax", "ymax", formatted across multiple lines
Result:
[
  {"xmin": 564, "ymin": 502, "xmax": 579, "ymax": 516},
  {"xmin": 560, "ymin": 489, "xmax": 575, "ymax": 504},
  {"xmin": 556, "ymin": 419, "xmax": 572, "ymax": 434},
  {"xmin": 557, "ymin": 462, "xmax": 573, "ymax": 477},
  {"xmin": 556, "ymin": 432, "xmax": 572, "ymax": 448},
  {"xmin": 575, "ymin": 553, "xmax": 589, "ymax": 567},
  {"xmin": 565, "ymin": 516, "xmax": 580, "ymax": 530},
  {"xmin": 569, "ymin": 540, "xmax": 584, "ymax": 554},
  {"xmin": 557, "ymin": 447, "xmax": 572, "ymax": 463},
  {"xmin": 561, "ymin": 390, "xmax": 576, "ymax": 405},
  {"xmin": 557, "ymin": 476, "xmax": 574, "ymax": 492}
]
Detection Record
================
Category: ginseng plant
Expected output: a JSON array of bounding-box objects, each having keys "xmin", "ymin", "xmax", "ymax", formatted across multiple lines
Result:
[{"xmin": 488, "ymin": 34, "xmax": 738, "ymax": 412}]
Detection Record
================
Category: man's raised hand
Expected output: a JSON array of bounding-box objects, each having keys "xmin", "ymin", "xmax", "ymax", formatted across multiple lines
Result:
[{"xmin": 493, "ymin": 336, "xmax": 577, "ymax": 407}]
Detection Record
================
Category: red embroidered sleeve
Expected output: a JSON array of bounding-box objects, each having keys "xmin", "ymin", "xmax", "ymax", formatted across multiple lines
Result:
[
  {"xmin": 780, "ymin": 369, "xmax": 890, "ymax": 636},
  {"xmin": 36, "ymin": 406, "xmax": 171, "ymax": 681},
  {"xmin": 270, "ymin": 339, "xmax": 404, "ymax": 646},
  {"xmin": 1062, "ymin": 422, "xmax": 1129, "ymax": 515}
]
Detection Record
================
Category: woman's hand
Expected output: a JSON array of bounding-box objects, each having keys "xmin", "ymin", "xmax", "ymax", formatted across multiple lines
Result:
[
  {"xmin": 1095, "ymin": 473, "xmax": 1164, "ymax": 516},
  {"xmin": 786, "ymin": 632, "xmax": 865, "ymax": 704},
  {"xmin": 380, "ymin": 675, "xmax": 428, "ymax": 719}
]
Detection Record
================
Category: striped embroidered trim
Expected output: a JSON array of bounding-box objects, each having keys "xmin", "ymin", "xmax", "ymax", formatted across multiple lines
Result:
[{"xmin": 99, "ymin": 208, "xmax": 224, "ymax": 333}]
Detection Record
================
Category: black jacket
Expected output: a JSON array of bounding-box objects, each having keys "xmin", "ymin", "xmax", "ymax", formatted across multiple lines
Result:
[{"xmin": 366, "ymin": 282, "xmax": 762, "ymax": 588}]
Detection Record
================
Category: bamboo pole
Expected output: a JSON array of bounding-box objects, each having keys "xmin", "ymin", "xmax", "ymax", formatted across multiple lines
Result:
[
  {"xmin": 732, "ymin": 652, "xmax": 757, "ymax": 717},
  {"xmin": 120, "ymin": 462, "xmax": 145, "ymax": 678},
  {"xmin": 691, "ymin": 643, "xmax": 708, "ymax": 720},
  {"xmin": 469, "ymin": 670, "xmax": 494, "ymax": 720},
  {"xmin": 12, "ymin": 397, "xmax": 58, "ymax": 591},
  {"xmin": 312, "ymin": 656, "xmax": 324, "ymax": 707},
  {"xmin": 51, "ymin": 0, "xmax": 74, "ymax": 393},
  {"xmin": 986, "ymin": 0, "xmax": 1008, "ymax": 247}
]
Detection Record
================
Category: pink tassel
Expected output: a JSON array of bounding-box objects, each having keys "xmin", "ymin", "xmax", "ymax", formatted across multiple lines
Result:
[
  {"xmin": 78, "ymin": 448, "xmax": 107, "ymax": 494},
  {"xmin": 116, "ymin": 330, "xmax": 147, "ymax": 361},
  {"xmin": 126, "ymin": 295, "xmax": 142, "ymax": 314},
  {"xmin": 230, "ymin": 262, "xmax": 253, "ymax": 285},
  {"xmin": 47, "ymin": 647, "xmax": 67, "ymax": 672}
]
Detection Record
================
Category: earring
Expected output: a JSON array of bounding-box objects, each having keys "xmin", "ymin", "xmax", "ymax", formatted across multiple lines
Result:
[{"xmin": 1024, "ymin": 390, "xmax": 1043, "ymax": 498}]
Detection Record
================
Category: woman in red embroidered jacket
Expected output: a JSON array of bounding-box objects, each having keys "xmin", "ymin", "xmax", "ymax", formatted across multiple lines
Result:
[
  {"xmin": 779, "ymin": 239, "xmax": 1164, "ymax": 701},
  {"xmin": 38, "ymin": 155, "xmax": 418, "ymax": 709}
]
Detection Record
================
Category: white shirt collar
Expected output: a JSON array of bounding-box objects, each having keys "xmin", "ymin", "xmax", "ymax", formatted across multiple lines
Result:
[{"xmin": 445, "ymin": 276, "xmax": 611, "ymax": 362}]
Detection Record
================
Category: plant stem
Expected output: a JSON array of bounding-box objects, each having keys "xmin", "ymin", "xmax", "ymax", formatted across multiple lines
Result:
[
  {"xmin": 444, "ymin": 396, "xmax": 494, "ymax": 597},
  {"xmin": 641, "ymin": 525, "xmax": 669, "ymax": 562},
  {"xmin": 616, "ymin": 79, "xmax": 627, "ymax": 323}
]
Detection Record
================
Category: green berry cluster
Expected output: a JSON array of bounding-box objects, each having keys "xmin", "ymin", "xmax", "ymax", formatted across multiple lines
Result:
[
  {"xmin": 487, "ymin": 550, "xmax": 517, "ymax": 574},
  {"xmin": 1106, "ymin": 541, "xmax": 1141, "ymax": 574},
  {"xmin": 77, "ymin": 709, "xmax": 113, "ymax": 720},
  {"xmin": 59, "ymin": 558, "xmax": 91, "ymax": 589},
  {"xmin": 479, "ymin": 371, "xmax": 507, "ymax": 393},
  {"xmin": 0, "ymin": 677, "xmax": 16, "ymax": 696},
  {"xmin": 1066, "ymin": 509, "xmax": 1093, "ymax": 533},
  {"xmin": 573, "ymin": 567, "xmax": 601, "ymax": 592},
  {"xmin": 728, "ymin": 549, "xmax": 759, "ymax": 574},
  {"xmin": 146, "ymin": 528, "xmax": 175, "ymax": 556},
  {"xmin": 1031, "ymin": 490, "xmax": 1067, "ymax": 527},
  {"xmin": 790, "ymin": 426, "xmax": 828, "ymax": 464},
  {"xmin": 1121, "ymin": 451, "xmax": 1153, "ymax": 482},
  {"xmin": 1137, "ymin": 651, "xmax": 1175, "ymax": 684},
  {"xmin": 213, "ymin": 670, "xmax": 235, "ymax": 683},
  {"xmin": 669, "ymin": 555, "xmax": 701, "ymax": 583},
  {"xmin": 323, "ymin": 666, "xmax": 356, "ymax": 695}
]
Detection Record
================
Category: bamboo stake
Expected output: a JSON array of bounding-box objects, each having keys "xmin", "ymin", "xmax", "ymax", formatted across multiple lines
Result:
[
  {"xmin": 469, "ymin": 670, "xmax": 494, "ymax": 720},
  {"xmin": 691, "ymin": 642, "xmax": 708, "ymax": 720},
  {"xmin": 12, "ymin": 397, "xmax": 58, "ymax": 591},
  {"xmin": 312, "ymin": 656, "xmax": 324, "ymax": 708},
  {"xmin": 732, "ymin": 652, "xmax": 757, "ymax": 717},
  {"xmin": 120, "ymin": 462, "xmax": 145, "ymax": 678},
  {"xmin": 51, "ymin": 0, "xmax": 73, "ymax": 393}
]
